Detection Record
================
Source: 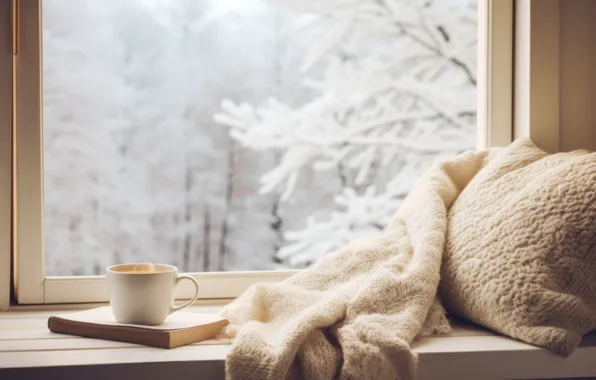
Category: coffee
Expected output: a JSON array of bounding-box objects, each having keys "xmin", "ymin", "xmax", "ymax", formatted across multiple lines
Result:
[
  {"xmin": 111, "ymin": 263, "xmax": 158, "ymax": 274},
  {"xmin": 106, "ymin": 263, "xmax": 200, "ymax": 325},
  {"xmin": 131, "ymin": 262, "xmax": 157, "ymax": 273},
  {"xmin": 120, "ymin": 270, "xmax": 153, "ymax": 274}
]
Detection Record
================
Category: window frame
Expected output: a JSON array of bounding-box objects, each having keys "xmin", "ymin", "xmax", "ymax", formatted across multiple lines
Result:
[
  {"xmin": 513, "ymin": 0, "xmax": 560, "ymax": 153},
  {"xmin": 8, "ymin": 0, "xmax": 515, "ymax": 305},
  {"xmin": 0, "ymin": 0, "xmax": 13, "ymax": 311},
  {"xmin": 477, "ymin": 0, "xmax": 513, "ymax": 149}
]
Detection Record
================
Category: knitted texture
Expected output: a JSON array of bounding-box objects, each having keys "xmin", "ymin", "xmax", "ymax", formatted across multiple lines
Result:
[
  {"xmin": 223, "ymin": 138, "xmax": 596, "ymax": 379},
  {"xmin": 441, "ymin": 138, "xmax": 596, "ymax": 357},
  {"xmin": 222, "ymin": 147, "xmax": 495, "ymax": 380}
]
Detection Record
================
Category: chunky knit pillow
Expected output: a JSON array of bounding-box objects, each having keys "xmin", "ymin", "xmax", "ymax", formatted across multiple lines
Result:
[{"xmin": 441, "ymin": 139, "xmax": 596, "ymax": 357}]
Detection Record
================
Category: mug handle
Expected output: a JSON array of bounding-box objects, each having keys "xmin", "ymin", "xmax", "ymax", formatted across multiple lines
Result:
[{"xmin": 170, "ymin": 275, "xmax": 200, "ymax": 313}]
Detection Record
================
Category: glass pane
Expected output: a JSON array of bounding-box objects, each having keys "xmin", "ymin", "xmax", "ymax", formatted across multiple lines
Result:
[{"xmin": 43, "ymin": 0, "xmax": 477, "ymax": 276}]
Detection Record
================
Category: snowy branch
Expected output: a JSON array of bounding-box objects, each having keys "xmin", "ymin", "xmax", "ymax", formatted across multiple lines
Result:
[{"xmin": 213, "ymin": 0, "xmax": 477, "ymax": 267}]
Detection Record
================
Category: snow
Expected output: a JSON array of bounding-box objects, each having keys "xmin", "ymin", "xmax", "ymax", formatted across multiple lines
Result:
[{"xmin": 42, "ymin": 0, "xmax": 476, "ymax": 275}]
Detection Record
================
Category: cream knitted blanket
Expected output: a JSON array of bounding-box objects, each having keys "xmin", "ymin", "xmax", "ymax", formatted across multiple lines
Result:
[{"xmin": 221, "ymin": 146, "xmax": 499, "ymax": 379}]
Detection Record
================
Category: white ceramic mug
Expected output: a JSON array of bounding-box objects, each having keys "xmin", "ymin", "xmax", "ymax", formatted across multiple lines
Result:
[{"xmin": 106, "ymin": 263, "xmax": 200, "ymax": 325}]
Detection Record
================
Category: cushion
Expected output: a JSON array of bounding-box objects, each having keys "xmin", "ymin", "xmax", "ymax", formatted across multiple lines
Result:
[{"xmin": 440, "ymin": 139, "xmax": 596, "ymax": 356}]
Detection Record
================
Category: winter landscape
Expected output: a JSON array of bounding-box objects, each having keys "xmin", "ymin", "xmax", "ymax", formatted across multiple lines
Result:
[{"xmin": 43, "ymin": 0, "xmax": 477, "ymax": 276}]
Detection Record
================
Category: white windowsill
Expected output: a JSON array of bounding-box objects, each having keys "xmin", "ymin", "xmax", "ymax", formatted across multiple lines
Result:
[{"xmin": 1, "ymin": 304, "xmax": 596, "ymax": 380}]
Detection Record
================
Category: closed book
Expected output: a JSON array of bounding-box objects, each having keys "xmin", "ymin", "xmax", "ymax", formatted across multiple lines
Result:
[{"xmin": 48, "ymin": 306, "xmax": 229, "ymax": 349}]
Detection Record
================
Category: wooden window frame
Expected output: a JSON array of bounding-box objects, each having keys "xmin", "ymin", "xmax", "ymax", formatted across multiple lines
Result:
[
  {"xmin": 0, "ymin": 0, "xmax": 13, "ymax": 310},
  {"xmin": 2, "ymin": 0, "xmax": 516, "ymax": 306},
  {"xmin": 513, "ymin": 0, "xmax": 560, "ymax": 152}
]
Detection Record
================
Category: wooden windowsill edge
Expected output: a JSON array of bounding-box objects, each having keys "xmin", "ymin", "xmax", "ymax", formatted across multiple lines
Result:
[
  {"xmin": 3, "ymin": 336, "xmax": 596, "ymax": 380},
  {"xmin": 2, "ymin": 305, "xmax": 596, "ymax": 380}
]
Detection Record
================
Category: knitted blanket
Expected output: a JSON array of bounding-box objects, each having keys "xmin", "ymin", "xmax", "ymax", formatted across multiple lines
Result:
[{"xmin": 221, "ymin": 145, "xmax": 500, "ymax": 379}]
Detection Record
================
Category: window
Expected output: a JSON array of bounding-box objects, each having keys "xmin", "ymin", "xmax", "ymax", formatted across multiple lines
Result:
[
  {"xmin": 0, "ymin": 1, "xmax": 11, "ymax": 310},
  {"xmin": 6, "ymin": 0, "xmax": 513, "ymax": 305}
]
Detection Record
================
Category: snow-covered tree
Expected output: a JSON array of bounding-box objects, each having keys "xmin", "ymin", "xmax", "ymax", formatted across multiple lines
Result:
[
  {"xmin": 43, "ymin": 0, "xmax": 143, "ymax": 275},
  {"xmin": 216, "ymin": 0, "xmax": 477, "ymax": 267},
  {"xmin": 42, "ymin": 0, "xmax": 476, "ymax": 275},
  {"xmin": 43, "ymin": 0, "xmax": 315, "ymax": 274}
]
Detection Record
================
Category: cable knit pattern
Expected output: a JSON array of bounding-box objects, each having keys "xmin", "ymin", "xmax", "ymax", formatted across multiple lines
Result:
[
  {"xmin": 222, "ymin": 138, "xmax": 596, "ymax": 379},
  {"xmin": 441, "ymin": 138, "xmax": 596, "ymax": 357},
  {"xmin": 222, "ymin": 147, "xmax": 495, "ymax": 380}
]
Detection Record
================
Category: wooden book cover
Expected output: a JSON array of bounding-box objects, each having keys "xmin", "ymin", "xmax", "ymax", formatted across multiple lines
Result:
[{"xmin": 48, "ymin": 307, "xmax": 229, "ymax": 349}]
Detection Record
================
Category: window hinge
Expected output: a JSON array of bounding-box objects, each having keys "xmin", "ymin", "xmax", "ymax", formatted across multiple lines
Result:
[{"xmin": 11, "ymin": 0, "xmax": 18, "ymax": 56}]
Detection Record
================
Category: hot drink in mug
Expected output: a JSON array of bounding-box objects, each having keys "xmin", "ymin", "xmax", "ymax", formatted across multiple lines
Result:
[{"xmin": 106, "ymin": 263, "xmax": 200, "ymax": 325}]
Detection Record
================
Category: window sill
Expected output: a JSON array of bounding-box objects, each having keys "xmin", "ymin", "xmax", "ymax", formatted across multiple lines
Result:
[{"xmin": 1, "ymin": 305, "xmax": 596, "ymax": 380}]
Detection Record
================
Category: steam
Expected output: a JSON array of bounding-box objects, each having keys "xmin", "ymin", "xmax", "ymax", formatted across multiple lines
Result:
[{"xmin": 131, "ymin": 262, "xmax": 157, "ymax": 273}]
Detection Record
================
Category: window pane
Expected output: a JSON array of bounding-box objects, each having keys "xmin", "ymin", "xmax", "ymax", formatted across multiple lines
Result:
[{"xmin": 43, "ymin": 0, "xmax": 477, "ymax": 276}]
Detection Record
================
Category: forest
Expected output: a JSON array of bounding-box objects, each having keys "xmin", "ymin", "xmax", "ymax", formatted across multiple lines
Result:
[{"xmin": 42, "ymin": 0, "xmax": 477, "ymax": 276}]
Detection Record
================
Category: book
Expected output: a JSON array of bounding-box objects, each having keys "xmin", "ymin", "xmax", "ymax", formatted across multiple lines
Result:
[{"xmin": 48, "ymin": 306, "xmax": 229, "ymax": 349}]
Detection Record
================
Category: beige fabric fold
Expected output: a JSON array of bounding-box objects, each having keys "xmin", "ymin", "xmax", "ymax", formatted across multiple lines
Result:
[
  {"xmin": 221, "ymin": 146, "xmax": 497, "ymax": 380},
  {"xmin": 442, "ymin": 139, "xmax": 596, "ymax": 357}
]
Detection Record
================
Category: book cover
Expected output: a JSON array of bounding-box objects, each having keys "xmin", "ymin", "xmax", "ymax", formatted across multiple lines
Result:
[{"xmin": 48, "ymin": 307, "xmax": 229, "ymax": 349}]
